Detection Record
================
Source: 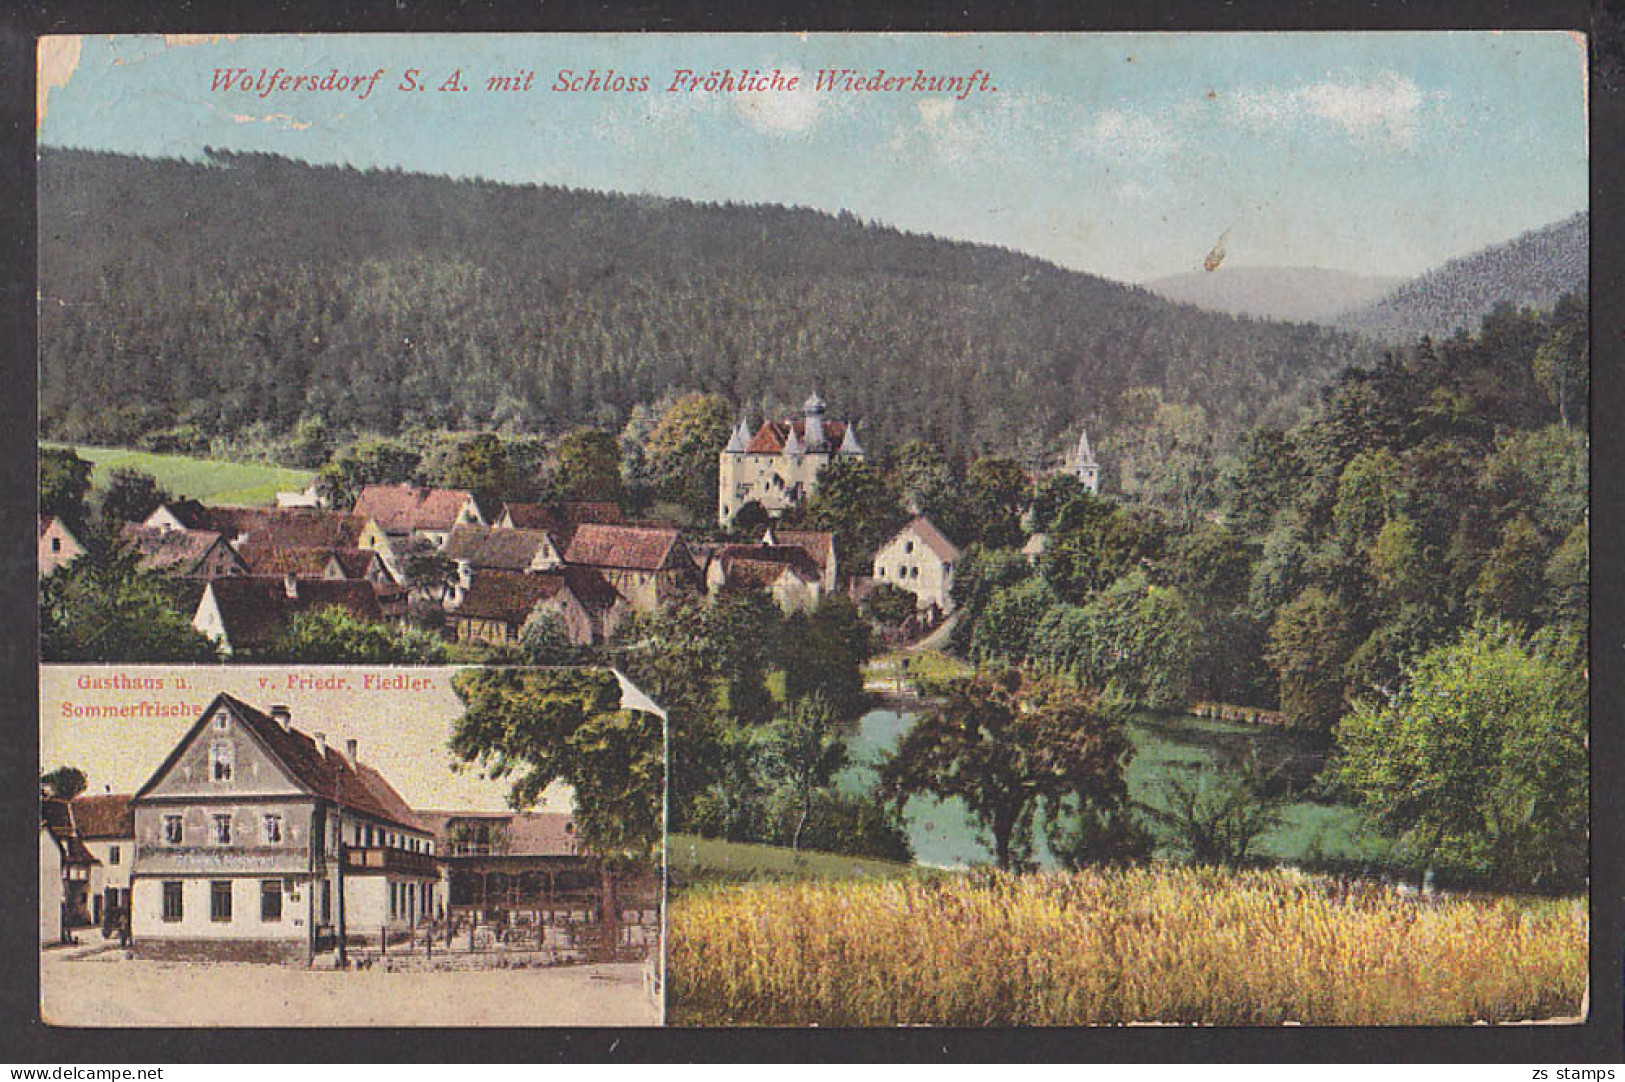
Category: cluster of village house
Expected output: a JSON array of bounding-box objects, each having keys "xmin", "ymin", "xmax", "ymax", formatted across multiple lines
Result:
[
  {"xmin": 40, "ymin": 692, "xmax": 649, "ymax": 963},
  {"xmin": 39, "ymin": 394, "xmax": 1104, "ymax": 648}
]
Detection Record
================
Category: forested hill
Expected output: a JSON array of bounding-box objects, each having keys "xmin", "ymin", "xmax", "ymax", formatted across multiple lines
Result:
[
  {"xmin": 40, "ymin": 148, "xmax": 1373, "ymax": 460},
  {"xmin": 1335, "ymin": 213, "xmax": 1588, "ymax": 343}
]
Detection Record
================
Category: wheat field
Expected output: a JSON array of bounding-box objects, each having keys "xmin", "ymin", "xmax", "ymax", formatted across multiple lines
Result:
[{"xmin": 668, "ymin": 866, "xmax": 1587, "ymax": 1026}]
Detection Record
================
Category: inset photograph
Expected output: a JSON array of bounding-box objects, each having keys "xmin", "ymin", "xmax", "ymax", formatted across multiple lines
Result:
[{"xmin": 39, "ymin": 665, "xmax": 665, "ymax": 1027}]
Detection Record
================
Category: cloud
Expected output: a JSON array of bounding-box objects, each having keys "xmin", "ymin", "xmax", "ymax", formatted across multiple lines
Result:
[
  {"xmin": 229, "ymin": 113, "xmax": 312, "ymax": 131},
  {"xmin": 730, "ymin": 71, "xmax": 831, "ymax": 136},
  {"xmin": 1077, "ymin": 107, "xmax": 1184, "ymax": 161},
  {"xmin": 1227, "ymin": 72, "xmax": 1440, "ymax": 147}
]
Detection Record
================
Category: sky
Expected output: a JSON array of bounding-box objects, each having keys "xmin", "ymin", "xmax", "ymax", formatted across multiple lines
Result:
[
  {"xmin": 40, "ymin": 665, "xmax": 576, "ymax": 814},
  {"xmin": 37, "ymin": 32, "xmax": 1588, "ymax": 283}
]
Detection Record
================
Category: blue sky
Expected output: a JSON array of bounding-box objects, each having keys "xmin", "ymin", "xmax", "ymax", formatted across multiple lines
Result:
[{"xmin": 38, "ymin": 32, "xmax": 1588, "ymax": 283}]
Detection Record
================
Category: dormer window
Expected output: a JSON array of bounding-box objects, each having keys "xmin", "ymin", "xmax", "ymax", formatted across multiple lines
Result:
[
  {"xmin": 904, "ymin": 541, "xmax": 914, "ymax": 554},
  {"xmin": 214, "ymin": 714, "xmax": 229, "ymax": 731}
]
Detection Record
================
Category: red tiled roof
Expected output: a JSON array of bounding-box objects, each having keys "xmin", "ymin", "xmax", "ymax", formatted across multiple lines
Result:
[
  {"xmin": 119, "ymin": 524, "xmax": 237, "ymax": 575},
  {"xmin": 768, "ymin": 530, "xmax": 834, "ymax": 572},
  {"xmin": 718, "ymin": 543, "xmax": 823, "ymax": 584},
  {"xmin": 564, "ymin": 524, "xmax": 686, "ymax": 572},
  {"xmin": 71, "ymin": 794, "xmax": 134, "ymax": 839},
  {"xmin": 744, "ymin": 418, "xmax": 850, "ymax": 455},
  {"xmin": 204, "ymin": 576, "xmax": 385, "ymax": 650},
  {"xmin": 235, "ymin": 543, "xmax": 383, "ymax": 581},
  {"xmin": 894, "ymin": 516, "xmax": 961, "ymax": 562},
  {"xmin": 501, "ymin": 501, "xmax": 624, "ymax": 530},
  {"xmin": 38, "ymin": 515, "xmax": 55, "ymax": 539},
  {"xmin": 416, "ymin": 810, "xmax": 581, "ymax": 858},
  {"xmin": 353, "ymin": 484, "xmax": 476, "ymax": 534},
  {"xmin": 40, "ymin": 797, "xmax": 98, "ymax": 864},
  {"xmin": 561, "ymin": 565, "xmax": 622, "ymax": 615},
  {"xmin": 169, "ymin": 507, "xmax": 372, "ymax": 550}
]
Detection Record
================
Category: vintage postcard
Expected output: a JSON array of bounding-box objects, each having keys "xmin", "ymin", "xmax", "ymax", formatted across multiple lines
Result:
[{"xmin": 36, "ymin": 32, "xmax": 1587, "ymax": 1029}]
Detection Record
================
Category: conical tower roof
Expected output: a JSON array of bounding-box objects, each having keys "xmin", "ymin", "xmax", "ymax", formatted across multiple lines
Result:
[
  {"xmin": 839, "ymin": 423, "xmax": 865, "ymax": 456},
  {"xmin": 724, "ymin": 418, "xmax": 750, "ymax": 454}
]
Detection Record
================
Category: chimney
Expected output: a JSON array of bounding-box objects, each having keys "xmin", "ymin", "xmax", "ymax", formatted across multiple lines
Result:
[
  {"xmin": 283, "ymin": 572, "xmax": 298, "ymax": 599},
  {"xmin": 270, "ymin": 705, "xmax": 291, "ymax": 731},
  {"xmin": 314, "ymin": 731, "xmax": 327, "ymax": 758},
  {"xmin": 346, "ymin": 738, "xmax": 358, "ymax": 764}
]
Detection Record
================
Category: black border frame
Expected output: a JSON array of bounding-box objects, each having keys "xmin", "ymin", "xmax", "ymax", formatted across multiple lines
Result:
[{"xmin": 1, "ymin": 0, "xmax": 1617, "ymax": 1063}]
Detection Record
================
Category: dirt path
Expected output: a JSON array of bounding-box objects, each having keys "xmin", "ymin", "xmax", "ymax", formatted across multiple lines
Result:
[{"xmin": 40, "ymin": 949, "xmax": 660, "ymax": 1027}]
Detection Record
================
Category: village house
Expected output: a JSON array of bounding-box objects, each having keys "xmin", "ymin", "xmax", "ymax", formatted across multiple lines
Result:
[
  {"xmin": 128, "ymin": 695, "xmax": 439, "ymax": 963},
  {"xmin": 352, "ymin": 484, "xmax": 484, "ymax": 551},
  {"xmin": 146, "ymin": 502, "xmax": 396, "ymax": 574},
  {"xmin": 705, "ymin": 543, "xmax": 826, "ymax": 613},
  {"xmin": 192, "ymin": 575, "xmax": 386, "ymax": 656},
  {"xmin": 449, "ymin": 566, "xmax": 624, "ymax": 646},
  {"xmin": 438, "ymin": 524, "xmax": 565, "ymax": 607},
  {"xmin": 563, "ymin": 523, "xmax": 700, "ymax": 613},
  {"xmin": 717, "ymin": 392, "xmax": 865, "ymax": 527},
  {"xmin": 40, "ymin": 796, "xmax": 96, "ymax": 942},
  {"xmin": 119, "ymin": 524, "xmax": 250, "ymax": 579},
  {"xmin": 873, "ymin": 516, "xmax": 962, "ymax": 615},
  {"xmin": 761, "ymin": 527, "xmax": 838, "ymax": 591},
  {"xmin": 38, "ymin": 514, "xmax": 85, "ymax": 577},
  {"xmin": 234, "ymin": 543, "xmax": 398, "ymax": 588},
  {"xmin": 498, "ymin": 500, "xmax": 625, "ymax": 533},
  {"xmin": 74, "ymin": 793, "xmax": 136, "ymax": 930}
]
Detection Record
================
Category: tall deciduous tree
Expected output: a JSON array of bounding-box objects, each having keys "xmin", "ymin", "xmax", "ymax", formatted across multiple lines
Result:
[
  {"xmin": 1335, "ymin": 623, "xmax": 1587, "ymax": 890},
  {"xmin": 546, "ymin": 427, "xmax": 624, "ymax": 505},
  {"xmin": 879, "ymin": 667, "xmax": 1130, "ymax": 871},
  {"xmin": 41, "ymin": 447, "xmax": 94, "ymax": 533},
  {"xmin": 646, "ymin": 392, "xmax": 733, "ymax": 524},
  {"xmin": 40, "ymin": 547, "xmax": 219, "ymax": 662},
  {"xmin": 804, "ymin": 457, "xmax": 909, "ymax": 576},
  {"xmin": 98, "ymin": 468, "xmax": 171, "ymax": 525}
]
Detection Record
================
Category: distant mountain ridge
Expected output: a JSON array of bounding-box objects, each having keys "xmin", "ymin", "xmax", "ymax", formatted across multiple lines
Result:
[
  {"xmin": 38, "ymin": 148, "xmax": 1376, "ymax": 460},
  {"xmin": 1145, "ymin": 266, "xmax": 1402, "ymax": 324},
  {"xmin": 1335, "ymin": 213, "xmax": 1588, "ymax": 341}
]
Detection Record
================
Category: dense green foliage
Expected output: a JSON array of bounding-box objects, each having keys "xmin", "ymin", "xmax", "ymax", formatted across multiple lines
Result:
[
  {"xmin": 1335, "ymin": 624, "xmax": 1587, "ymax": 891},
  {"xmin": 41, "ymin": 149, "xmax": 1370, "ymax": 464},
  {"xmin": 40, "ymin": 546, "xmax": 220, "ymax": 662}
]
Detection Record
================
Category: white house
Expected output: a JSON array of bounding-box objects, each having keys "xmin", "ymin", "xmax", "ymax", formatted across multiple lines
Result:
[{"xmin": 873, "ymin": 516, "xmax": 962, "ymax": 614}]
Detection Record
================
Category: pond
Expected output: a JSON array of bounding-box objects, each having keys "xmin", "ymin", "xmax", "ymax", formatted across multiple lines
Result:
[{"xmin": 837, "ymin": 708, "xmax": 1394, "ymax": 871}]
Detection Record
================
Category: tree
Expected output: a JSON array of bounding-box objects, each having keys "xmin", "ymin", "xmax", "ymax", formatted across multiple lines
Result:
[
  {"xmin": 1468, "ymin": 514, "xmax": 1546, "ymax": 626},
  {"xmin": 519, "ymin": 608, "xmax": 586, "ymax": 665},
  {"xmin": 41, "ymin": 766, "xmax": 88, "ymax": 800},
  {"xmin": 646, "ymin": 392, "xmax": 733, "ymax": 523},
  {"xmin": 263, "ymin": 606, "xmax": 448, "ymax": 664},
  {"xmin": 98, "ymin": 468, "xmax": 171, "ymax": 525},
  {"xmin": 1140, "ymin": 752, "xmax": 1286, "ymax": 867},
  {"xmin": 971, "ymin": 575, "xmax": 1058, "ymax": 664},
  {"xmin": 958, "ymin": 457, "xmax": 1029, "ymax": 549},
  {"xmin": 317, "ymin": 436, "xmax": 422, "ymax": 508},
  {"xmin": 879, "ymin": 667, "xmax": 1131, "ymax": 871},
  {"xmin": 441, "ymin": 432, "xmax": 511, "ymax": 510},
  {"xmin": 40, "ymin": 547, "xmax": 219, "ymax": 662},
  {"xmin": 763, "ymin": 694, "xmax": 849, "ymax": 853},
  {"xmin": 1265, "ymin": 587, "xmax": 1356, "ymax": 734},
  {"xmin": 450, "ymin": 667, "xmax": 664, "ymax": 858},
  {"xmin": 1335, "ymin": 623, "xmax": 1587, "ymax": 890},
  {"xmin": 41, "ymin": 447, "xmax": 94, "ymax": 532},
  {"xmin": 778, "ymin": 595, "xmax": 874, "ymax": 721},
  {"xmin": 862, "ymin": 582, "xmax": 917, "ymax": 627},
  {"xmin": 545, "ymin": 427, "xmax": 624, "ymax": 505},
  {"xmin": 804, "ymin": 457, "xmax": 909, "ymax": 576},
  {"xmin": 1033, "ymin": 572, "xmax": 1199, "ymax": 711},
  {"xmin": 403, "ymin": 552, "xmax": 460, "ymax": 605}
]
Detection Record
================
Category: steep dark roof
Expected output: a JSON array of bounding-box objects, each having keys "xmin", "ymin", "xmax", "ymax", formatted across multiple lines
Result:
[
  {"xmin": 40, "ymin": 797, "xmax": 97, "ymax": 864},
  {"xmin": 119, "ymin": 524, "xmax": 237, "ymax": 575},
  {"xmin": 416, "ymin": 810, "xmax": 582, "ymax": 858},
  {"xmin": 501, "ymin": 501, "xmax": 625, "ymax": 534},
  {"xmin": 454, "ymin": 569, "xmax": 569, "ymax": 627},
  {"xmin": 719, "ymin": 555, "xmax": 818, "ymax": 592},
  {"xmin": 717, "ymin": 543, "xmax": 823, "ymax": 583},
  {"xmin": 170, "ymin": 507, "xmax": 372, "ymax": 549},
  {"xmin": 353, "ymin": 484, "xmax": 476, "ymax": 534},
  {"xmin": 204, "ymin": 576, "xmax": 384, "ymax": 650},
  {"xmin": 561, "ymin": 565, "xmax": 622, "ymax": 615},
  {"xmin": 565, "ymin": 524, "xmax": 686, "ymax": 572},
  {"xmin": 440, "ymin": 524, "xmax": 555, "ymax": 571},
  {"xmin": 771, "ymin": 530, "xmax": 835, "ymax": 572},
  {"xmin": 71, "ymin": 794, "xmax": 135, "ymax": 839},
  {"xmin": 136, "ymin": 694, "xmax": 426, "ymax": 833}
]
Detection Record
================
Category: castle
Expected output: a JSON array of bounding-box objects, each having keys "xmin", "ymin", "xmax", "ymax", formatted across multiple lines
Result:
[{"xmin": 718, "ymin": 393, "xmax": 864, "ymax": 527}]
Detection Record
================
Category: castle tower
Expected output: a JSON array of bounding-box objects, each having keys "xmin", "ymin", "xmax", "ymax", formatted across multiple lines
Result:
[
  {"xmin": 1071, "ymin": 430, "xmax": 1100, "ymax": 495},
  {"xmin": 803, "ymin": 392, "xmax": 826, "ymax": 450}
]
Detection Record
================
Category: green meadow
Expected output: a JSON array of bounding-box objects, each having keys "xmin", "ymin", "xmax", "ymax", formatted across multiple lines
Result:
[{"xmin": 46, "ymin": 445, "xmax": 316, "ymax": 507}]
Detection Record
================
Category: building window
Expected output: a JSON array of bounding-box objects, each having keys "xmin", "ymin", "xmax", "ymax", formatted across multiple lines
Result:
[
  {"xmin": 214, "ymin": 713, "xmax": 228, "ymax": 731},
  {"xmin": 163, "ymin": 815, "xmax": 183, "ymax": 845},
  {"xmin": 262, "ymin": 814, "xmax": 282, "ymax": 844},
  {"xmin": 51, "ymin": 537, "xmax": 61, "ymax": 553},
  {"xmin": 108, "ymin": 845, "xmax": 121, "ymax": 865},
  {"xmin": 210, "ymin": 880, "xmax": 232, "ymax": 922},
  {"xmin": 162, "ymin": 881, "xmax": 183, "ymax": 921},
  {"xmin": 321, "ymin": 880, "xmax": 331, "ymax": 924},
  {"xmin": 260, "ymin": 880, "xmax": 282, "ymax": 922},
  {"xmin": 212, "ymin": 813, "xmax": 232, "ymax": 845},
  {"xmin": 904, "ymin": 541, "xmax": 914, "ymax": 554},
  {"xmin": 210, "ymin": 739, "xmax": 233, "ymax": 781}
]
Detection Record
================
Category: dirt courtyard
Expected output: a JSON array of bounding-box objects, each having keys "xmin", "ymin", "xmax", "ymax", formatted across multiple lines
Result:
[{"xmin": 40, "ymin": 942, "xmax": 662, "ymax": 1027}]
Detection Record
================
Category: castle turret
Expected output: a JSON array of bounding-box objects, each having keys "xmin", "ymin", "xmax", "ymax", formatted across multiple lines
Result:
[
  {"xmin": 803, "ymin": 392, "xmax": 826, "ymax": 450},
  {"xmin": 724, "ymin": 418, "xmax": 750, "ymax": 454},
  {"xmin": 839, "ymin": 423, "xmax": 864, "ymax": 456}
]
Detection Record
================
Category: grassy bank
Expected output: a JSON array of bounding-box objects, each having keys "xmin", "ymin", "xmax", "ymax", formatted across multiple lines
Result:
[
  {"xmin": 668, "ymin": 866, "xmax": 1586, "ymax": 1026},
  {"xmin": 669, "ymin": 833, "xmax": 920, "ymax": 885},
  {"xmin": 46, "ymin": 444, "xmax": 316, "ymax": 506}
]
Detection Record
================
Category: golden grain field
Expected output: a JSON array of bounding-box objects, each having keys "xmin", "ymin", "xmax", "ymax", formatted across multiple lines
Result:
[{"xmin": 667, "ymin": 866, "xmax": 1587, "ymax": 1026}]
